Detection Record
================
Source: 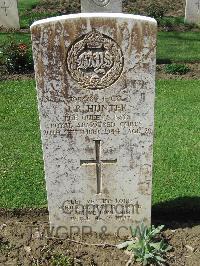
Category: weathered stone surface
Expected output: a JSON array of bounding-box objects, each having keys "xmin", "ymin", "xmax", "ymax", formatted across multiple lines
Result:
[
  {"xmin": 31, "ymin": 13, "xmax": 157, "ymax": 236},
  {"xmin": 0, "ymin": 0, "xmax": 20, "ymax": 29},
  {"xmin": 185, "ymin": 0, "xmax": 200, "ymax": 24},
  {"xmin": 81, "ymin": 0, "xmax": 122, "ymax": 13}
]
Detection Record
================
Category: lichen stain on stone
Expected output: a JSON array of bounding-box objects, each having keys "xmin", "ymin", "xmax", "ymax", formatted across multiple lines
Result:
[
  {"xmin": 103, "ymin": 187, "xmax": 109, "ymax": 195},
  {"xmin": 85, "ymin": 146, "xmax": 95, "ymax": 155},
  {"xmin": 62, "ymin": 19, "xmax": 88, "ymax": 41},
  {"xmin": 89, "ymin": 17, "xmax": 116, "ymax": 34},
  {"xmin": 31, "ymin": 29, "xmax": 47, "ymax": 99},
  {"xmin": 37, "ymin": 62, "xmax": 45, "ymax": 93},
  {"xmin": 85, "ymin": 136, "xmax": 90, "ymax": 143},
  {"xmin": 137, "ymin": 181, "xmax": 151, "ymax": 196}
]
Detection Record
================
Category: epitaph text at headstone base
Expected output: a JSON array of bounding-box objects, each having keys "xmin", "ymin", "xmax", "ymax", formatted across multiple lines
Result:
[
  {"xmin": 0, "ymin": 0, "xmax": 20, "ymax": 29},
  {"xmin": 81, "ymin": 0, "xmax": 122, "ymax": 13},
  {"xmin": 185, "ymin": 0, "xmax": 200, "ymax": 24},
  {"xmin": 31, "ymin": 14, "xmax": 157, "ymax": 236}
]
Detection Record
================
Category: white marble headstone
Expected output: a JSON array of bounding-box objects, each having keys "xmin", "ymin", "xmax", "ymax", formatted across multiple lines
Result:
[
  {"xmin": 0, "ymin": 0, "xmax": 20, "ymax": 29},
  {"xmin": 185, "ymin": 0, "xmax": 200, "ymax": 24},
  {"xmin": 81, "ymin": 0, "xmax": 122, "ymax": 13},
  {"xmin": 31, "ymin": 13, "xmax": 157, "ymax": 236}
]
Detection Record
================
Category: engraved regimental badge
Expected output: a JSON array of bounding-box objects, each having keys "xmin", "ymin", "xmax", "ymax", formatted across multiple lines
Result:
[
  {"xmin": 92, "ymin": 0, "xmax": 111, "ymax": 6},
  {"xmin": 66, "ymin": 30, "xmax": 124, "ymax": 90}
]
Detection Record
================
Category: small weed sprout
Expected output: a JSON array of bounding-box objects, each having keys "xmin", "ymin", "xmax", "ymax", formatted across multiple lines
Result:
[
  {"xmin": 117, "ymin": 224, "xmax": 171, "ymax": 266},
  {"xmin": 165, "ymin": 64, "xmax": 190, "ymax": 75},
  {"xmin": 0, "ymin": 237, "xmax": 11, "ymax": 253},
  {"xmin": 51, "ymin": 254, "xmax": 72, "ymax": 266}
]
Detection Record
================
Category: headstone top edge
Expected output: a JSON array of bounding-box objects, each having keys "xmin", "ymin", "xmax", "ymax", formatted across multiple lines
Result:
[{"xmin": 30, "ymin": 13, "xmax": 157, "ymax": 30}]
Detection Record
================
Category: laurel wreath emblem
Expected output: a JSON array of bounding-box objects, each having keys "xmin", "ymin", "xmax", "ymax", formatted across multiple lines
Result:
[{"xmin": 66, "ymin": 30, "xmax": 124, "ymax": 90}]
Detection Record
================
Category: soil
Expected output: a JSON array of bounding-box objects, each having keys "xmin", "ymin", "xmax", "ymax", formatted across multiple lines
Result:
[
  {"xmin": 0, "ymin": 209, "xmax": 200, "ymax": 266},
  {"xmin": 0, "ymin": 73, "xmax": 35, "ymax": 82}
]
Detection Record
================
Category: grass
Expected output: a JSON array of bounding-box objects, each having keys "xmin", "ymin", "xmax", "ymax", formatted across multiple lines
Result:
[
  {"xmin": 0, "ymin": 80, "xmax": 46, "ymax": 208},
  {"xmin": 18, "ymin": 0, "xmax": 59, "ymax": 29},
  {"xmin": 160, "ymin": 16, "xmax": 185, "ymax": 26},
  {"xmin": 20, "ymin": 11, "xmax": 59, "ymax": 29},
  {"xmin": 18, "ymin": 0, "xmax": 40, "ymax": 12},
  {"xmin": 0, "ymin": 33, "xmax": 30, "ymax": 44},
  {"xmin": 157, "ymin": 31, "xmax": 200, "ymax": 63},
  {"xmin": 0, "ymin": 79, "xmax": 200, "ymax": 208},
  {"xmin": 153, "ymin": 80, "xmax": 200, "ymax": 205},
  {"xmin": 159, "ymin": 16, "xmax": 199, "ymax": 29}
]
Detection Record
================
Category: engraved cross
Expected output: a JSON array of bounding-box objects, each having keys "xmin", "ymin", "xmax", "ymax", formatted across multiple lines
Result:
[
  {"xmin": 80, "ymin": 140, "xmax": 117, "ymax": 194},
  {"xmin": 1, "ymin": 0, "xmax": 10, "ymax": 16}
]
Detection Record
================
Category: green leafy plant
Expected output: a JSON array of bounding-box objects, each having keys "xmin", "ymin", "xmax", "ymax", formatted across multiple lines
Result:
[
  {"xmin": 145, "ymin": 1, "xmax": 167, "ymax": 22},
  {"xmin": 160, "ymin": 17, "xmax": 184, "ymax": 28},
  {"xmin": 51, "ymin": 254, "xmax": 72, "ymax": 266},
  {"xmin": 0, "ymin": 237, "xmax": 11, "ymax": 253},
  {"xmin": 117, "ymin": 224, "xmax": 171, "ymax": 266},
  {"xmin": 0, "ymin": 40, "xmax": 34, "ymax": 74},
  {"xmin": 165, "ymin": 64, "xmax": 190, "ymax": 75}
]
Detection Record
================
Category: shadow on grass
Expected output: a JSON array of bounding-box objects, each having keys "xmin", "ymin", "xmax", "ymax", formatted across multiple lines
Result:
[
  {"xmin": 152, "ymin": 196, "xmax": 200, "ymax": 228},
  {"xmin": 156, "ymin": 58, "xmax": 172, "ymax": 64}
]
